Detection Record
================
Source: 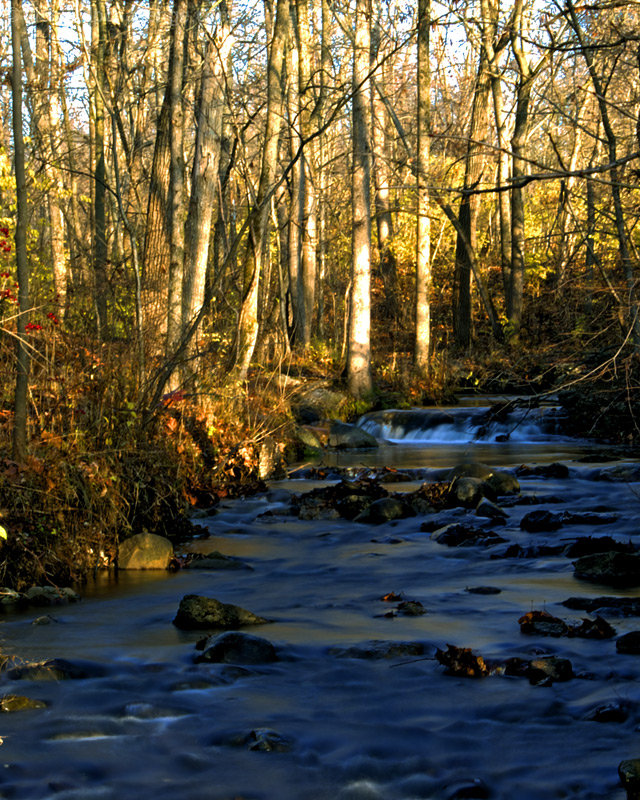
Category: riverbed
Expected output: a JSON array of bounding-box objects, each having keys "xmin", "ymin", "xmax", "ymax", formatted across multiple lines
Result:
[{"xmin": 0, "ymin": 402, "xmax": 639, "ymax": 799}]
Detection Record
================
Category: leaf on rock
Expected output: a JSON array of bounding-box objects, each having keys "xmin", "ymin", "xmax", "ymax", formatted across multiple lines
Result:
[{"xmin": 435, "ymin": 644, "xmax": 490, "ymax": 678}]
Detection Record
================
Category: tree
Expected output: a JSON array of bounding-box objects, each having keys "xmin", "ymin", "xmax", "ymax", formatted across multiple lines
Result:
[
  {"xmin": 414, "ymin": 0, "xmax": 431, "ymax": 374},
  {"xmin": 234, "ymin": 0, "xmax": 288, "ymax": 378},
  {"xmin": 11, "ymin": 0, "xmax": 30, "ymax": 461},
  {"xmin": 346, "ymin": 0, "xmax": 373, "ymax": 397}
]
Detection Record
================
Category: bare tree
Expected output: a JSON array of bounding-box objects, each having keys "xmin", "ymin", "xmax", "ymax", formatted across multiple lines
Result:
[{"xmin": 415, "ymin": 0, "xmax": 431, "ymax": 374}]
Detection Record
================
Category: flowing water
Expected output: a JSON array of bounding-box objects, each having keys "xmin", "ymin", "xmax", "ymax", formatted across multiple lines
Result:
[{"xmin": 1, "ymin": 400, "xmax": 640, "ymax": 800}]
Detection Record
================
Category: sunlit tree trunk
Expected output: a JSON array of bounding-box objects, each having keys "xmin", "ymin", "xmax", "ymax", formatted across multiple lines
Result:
[
  {"xmin": 11, "ymin": 0, "xmax": 30, "ymax": 461},
  {"xmin": 414, "ymin": 0, "xmax": 431, "ymax": 375},
  {"xmin": 371, "ymin": 11, "xmax": 397, "ymax": 319},
  {"xmin": 347, "ymin": 0, "xmax": 373, "ymax": 396},
  {"xmin": 296, "ymin": 0, "xmax": 316, "ymax": 347}
]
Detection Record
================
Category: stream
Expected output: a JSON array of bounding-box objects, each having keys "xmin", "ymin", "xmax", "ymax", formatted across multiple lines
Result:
[{"xmin": 1, "ymin": 399, "xmax": 640, "ymax": 800}]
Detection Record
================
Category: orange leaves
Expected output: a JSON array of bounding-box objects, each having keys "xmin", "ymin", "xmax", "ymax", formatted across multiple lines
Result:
[{"xmin": 436, "ymin": 645, "xmax": 490, "ymax": 678}]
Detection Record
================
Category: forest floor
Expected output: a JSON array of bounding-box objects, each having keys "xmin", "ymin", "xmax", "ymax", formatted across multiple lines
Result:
[{"xmin": 0, "ymin": 339, "xmax": 638, "ymax": 593}]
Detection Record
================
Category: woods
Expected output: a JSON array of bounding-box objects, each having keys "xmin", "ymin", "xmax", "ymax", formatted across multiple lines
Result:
[{"xmin": 0, "ymin": 0, "xmax": 639, "ymax": 585}]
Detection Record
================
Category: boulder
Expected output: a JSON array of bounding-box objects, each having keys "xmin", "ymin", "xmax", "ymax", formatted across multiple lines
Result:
[
  {"xmin": 357, "ymin": 496, "xmax": 415, "ymax": 523},
  {"xmin": 327, "ymin": 421, "xmax": 378, "ymax": 450},
  {"xmin": 118, "ymin": 533, "xmax": 173, "ymax": 570},
  {"xmin": 173, "ymin": 594, "xmax": 270, "ymax": 630},
  {"xmin": 526, "ymin": 656, "xmax": 573, "ymax": 685},
  {"xmin": 449, "ymin": 476, "xmax": 485, "ymax": 507},
  {"xmin": 573, "ymin": 551, "xmax": 640, "ymax": 587},
  {"xmin": 484, "ymin": 471, "xmax": 520, "ymax": 496},
  {"xmin": 195, "ymin": 631, "xmax": 278, "ymax": 664},
  {"xmin": 475, "ymin": 498, "xmax": 508, "ymax": 522}
]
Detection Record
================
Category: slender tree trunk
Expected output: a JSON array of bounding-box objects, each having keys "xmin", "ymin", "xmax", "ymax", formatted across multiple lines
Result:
[
  {"xmin": 181, "ymin": 1, "xmax": 233, "ymax": 337},
  {"xmin": 452, "ymin": 49, "xmax": 491, "ymax": 349},
  {"xmin": 286, "ymin": 0, "xmax": 302, "ymax": 342},
  {"xmin": 11, "ymin": 0, "xmax": 30, "ymax": 462},
  {"xmin": 296, "ymin": 0, "xmax": 316, "ymax": 347},
  {"xmin": 165, "ymin": 0, "xmax": 189, "ymax": 369},
  {"xmin": 371, "ymin": 14, "xmax": 397, "ymax": 318},
  {"xmin": 91, "ymin": 0, "xmax": 109, "ymax": 338},
  {"xmin": 234, "ymin": 0, "xmax": 288, "ymax": 378},
  {"xmin": 414, "ymin": 0, "xmax": 431, "ymax": 375},
  {"xmin": 33, "ymin": 0, "xmax": 68, "ymax": 320}
]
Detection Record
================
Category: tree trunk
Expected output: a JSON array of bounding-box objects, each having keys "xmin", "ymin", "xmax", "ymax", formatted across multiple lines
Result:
[
  {"xmin": 11, "ymin": 0, "xmax": 30, "ymax": 462},
  {"xmin": 181, "ymin": 1, "xmax": 233, "ymax": 338},
  {"xmin": 414, "ymin": 0, "xmax": 431, "ymax": 375},
  {"xmin": 296, "ymin": 0, "xmax": 316, "ymax": 347},
  {"xmin": 347, "ymin": 0, "xmax": 373, "ymax": 397},
  {"xmin": 164, "ymin": 0, "xmax": 189, "ymax": 369},
  {"xmin": 91, "ymin": 0, "xmax": 109, "ymax": 338},
  {"xmin": 371, "ymin": 13, "xmax": 397, "ymax": 319},
  {"xmin": 452, "ymin": 49, "xmax": 491, "ymax": 350},
  {"xmin": 234, "ymin": 0, "xmax": 288, "ymax": 378}
]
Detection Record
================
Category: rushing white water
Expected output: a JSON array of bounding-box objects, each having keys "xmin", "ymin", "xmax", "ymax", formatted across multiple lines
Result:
[{"xmin": 0, "ymin": 404, "xmax": 638, "ymax": 800}]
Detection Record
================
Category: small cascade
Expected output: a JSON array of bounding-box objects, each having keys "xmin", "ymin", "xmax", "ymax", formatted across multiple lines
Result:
[{"xmin": 357, "ymin": 402, "xmax": 570, "ymax": 444}]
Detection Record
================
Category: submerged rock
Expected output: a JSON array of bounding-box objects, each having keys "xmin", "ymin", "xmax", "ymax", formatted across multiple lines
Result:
[
  {"xmin": 444, "ymin": 778, "xmax": 491, "ymax": 799},
  {"xmin": 516, "ymin": 462, "xmax": 570, "ymax": 479},
  {"xmin": 195, "ymin": 631, "xmax": 278, "ymax": 664},
  {"xmin": 173, "ymin": 595, "xmax": 270, "ymax": 630},
  {"xmin": 22, "ymin": 587, "xmax": 80, "ymax": 606},
  {"xmin": 519, "ymin": 510, "xmax": 564, "ymax": 532},
  {"xmin": 356, "ymin": 496, "xmax": 416, "ymax": 524},
  {"xmin": 585, "ymin": 701, "xmax": 630, "ymax": 723},
  {"xmin": 232, "ymin": 728, "xmax": 294, "ymax": 752},
  {"xmin": 0, "ymin": 694, "xmax": 47, "ymax": 712},
  {"xmin": 562, "ymin": 596, "xmax": 640, "ymax": 616},
  {"xmin": 5, "ymin": 658, "xmax": 105, "ymax": 681},
  {"xmin": 432, "ymin": 523, "xmax": 507, "ymax": 548},
  {"xmin": 184, "ymin": 551, "xmax": 251, "ymax": 570},
  {"xmin": 573, "ymin": 551, "xmax": 640, "ymax": 587},
  {"xmin": 329, "ymin": 640, "xmax": 425, "ymax": 660},
  {"xmin": 616, "ymin": 632, "xmax": 640, "ymax": 655},
  {"xmin": 118, "ymin": 532, "xmax": 173, "ymax": 570},
  {"xmin": 563, "ymin": 536, "xmax": 634, "ymax": 558}
]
